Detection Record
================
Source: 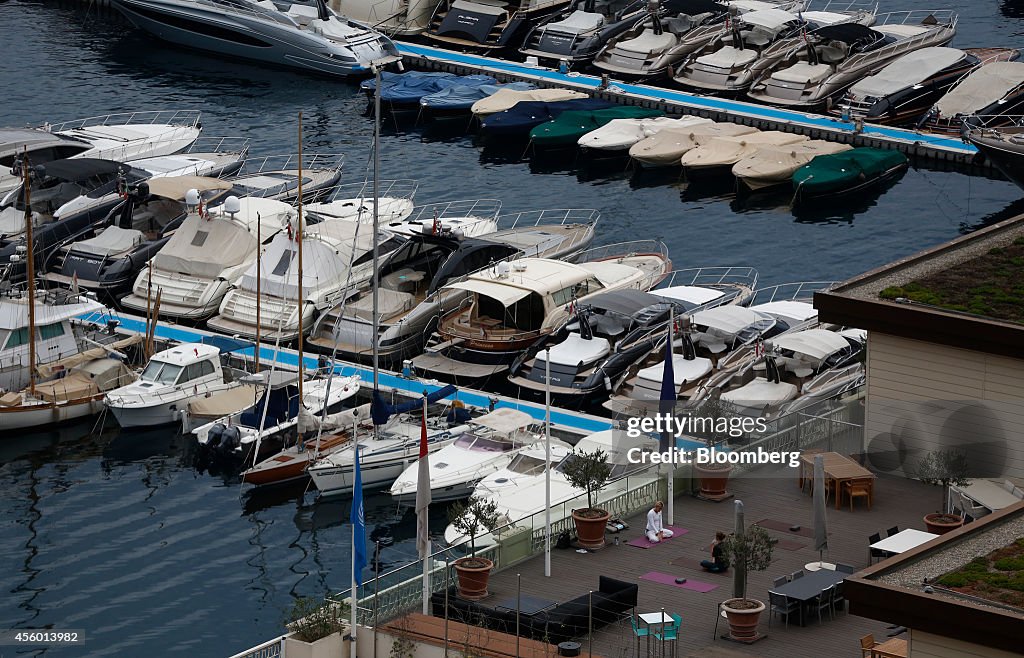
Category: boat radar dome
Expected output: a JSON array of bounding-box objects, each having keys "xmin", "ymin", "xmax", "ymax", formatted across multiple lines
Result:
[
  {"xmin": 185, "ymin": 188, "xmax": 200, "ymax": 208},
  {"xmin": 223, "ymin": 195, "xmax": 241, "ymax": 216},
  {"xmin": 496, "ymin": 261, "xmax": 511, "ymax": 278}
]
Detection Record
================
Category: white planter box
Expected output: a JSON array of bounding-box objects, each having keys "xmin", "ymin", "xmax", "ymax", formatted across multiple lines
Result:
[{"xmin": 284, "ymin": 631, "xmax": 349, "ymax": 658}]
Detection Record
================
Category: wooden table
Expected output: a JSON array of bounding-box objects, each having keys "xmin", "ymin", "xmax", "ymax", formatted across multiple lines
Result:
[
  {"xmin": 872, "ymin": 637, "xmax": 907, "ymax": 658},
  {"xmin": 799, "ymin": 451, "xmax": 876, "ymax": 509}
]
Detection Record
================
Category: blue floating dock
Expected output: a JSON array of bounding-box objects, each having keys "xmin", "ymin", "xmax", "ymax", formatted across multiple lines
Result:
[{"xmin": 395, "ymin": 41, "xmax": 982, "ymax": 168}]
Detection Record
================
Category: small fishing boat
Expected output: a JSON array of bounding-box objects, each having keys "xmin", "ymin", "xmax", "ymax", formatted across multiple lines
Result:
[
  {"xmin": 479, "ymin": 98, "xmax": 614, "ymax": 140},
  {"xmin": 681, "ymin": 131, "xmax": 808, "ymax": 173},
  {"xmin": 732, "ymin": 140, "xmax": 853, "ymax": 191},
  {"xmin": 628, "ymin": 121, "xmax": 757, "ymax": 166},
  {"xmin": 919, "ymin": 61, "xmax": 1024, "ymax": 134},
  {"xmin": 530, "ymin": 106, "xmax": 663, "ymax": 148},
  {"xmin": 791, "ymin": 146, "xmax": 909, "ymax": 200},
  {"xmin": 471, "ymin": 87, "xmax": 589, "ymax": 117},
  {"xmin": 578, "ymin": 115, "xmax": 712, "ymax": 155}
]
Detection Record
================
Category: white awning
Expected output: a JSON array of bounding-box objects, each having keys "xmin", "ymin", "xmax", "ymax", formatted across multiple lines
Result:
[
  {"xmin": 741, "ymin": 9, "xmax": 797, "ymax": 30},
  {"xmin": 472, "ymin": 407, "xmax": 535, "ymax": 433},
  {"xmin": 772, "ymin": 329, "xmax": 849, "ymax": 360},
  {"xmin": 446, "ymin": 279, "xmax": 532, "ymax": 307},
  {"xmin": 692, "ymin": 305, "xmax": 762, "ymax": 334}
]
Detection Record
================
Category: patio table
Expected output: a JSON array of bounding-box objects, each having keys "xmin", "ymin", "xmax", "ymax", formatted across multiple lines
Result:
[
  {"xmin": 768, "ymin": 569, "xmax": 847, "ymax": 625},
  {"xmin": 869, "ymin": 529, "xmax": 938, "ymax": 555}
]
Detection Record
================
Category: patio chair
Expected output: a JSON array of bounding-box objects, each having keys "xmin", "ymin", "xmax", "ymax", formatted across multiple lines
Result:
[
  {"xmin": 630, "ymin": 614, "xmax": 649, "ymax": 655},
  {"xmin": 836, "ymin": 563, "xmax": 856, "ymax": 574},
  {"xmin": 791, "ymin": 569, "xmax": 805, "ymax": 580},
  {"xmin": 860, "ymin": 634, "xmax": 879, "ymax": 657},
  {"xmin": 812, "ymin": 585, "xmax": 835, "ymax": 624},
  {"xmin": 773, "ymin": 576, "xmax": 789, "ymax": 587},
  {"xmin": 768, "ymin": 591, "xmax": 800, "ymax": 629},
  {"xmin": 960, "ymin": 493, "xmax": 990, "ymax": 522},
  {"xmin": 869, "ymin": 533, "xmax": 888, "ymax": 563},
  {"xmin": 832, "ymin": 581, "xmax": 846, "ymax": 614},
  {"xmin": 886, "ymin": 526, "xmax": 899, "ymax": 537},
  {"xmin": 654, "ymin": 613, "xmax": 681, "ymax": 657},
  {"xmin": 844, "ymin": 480, "xmax": 871, "ymax": 511}
]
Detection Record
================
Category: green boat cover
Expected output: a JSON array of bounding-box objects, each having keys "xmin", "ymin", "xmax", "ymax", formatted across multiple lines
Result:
[
  {"xmin": 792, "ymin": 147, "xmax": 908, "ymax": 196},
  {"xmin": 529, "ymin": 106, "xmax": 662, "ymax": 147}
]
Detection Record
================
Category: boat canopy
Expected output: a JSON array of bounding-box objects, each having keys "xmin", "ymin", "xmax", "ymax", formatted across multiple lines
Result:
[
  {"xmin": 146, "ymin": 175, "xmax": 232, "ymax": 200},
  {"xmin": 936, "ymin": 61, "xmax": 1024, "ymax": 116},
  {"xmin": 35, "ymin": 158, "xmax": 122, "ymax": 182},
  {"xmin": 585, "ymin": 289, "xmax": 664, "ymax": 315},
  {"xmin": 692, "ymin": 305, "xmax": 763, "ymax": 334},
  {"xmin": 0, "ymin": 296, "xmax": 104, "ymax": 330},
  {"xmin": 741, "ymin": 8, "xmax": 799, "ymax": 30},
  {"xmin": 849, "ymin": 47, "xmax": 966, "ymax": 98},
  {"xmin": 73, "ymin": 225, "xmax": 144, "ymax": 257},
  {"xmin": 809, "ymin": 22, "xmax": 880, "ymax": 44},
  {"xmin": 471, "ymin": 407, "xmax": 534, "ymax": 433},
  {"xmin": 370, "ymin": 383, "xmax": 457, "ymax": 425},
  {"xmin": 654, "ymin": 285, "xmax": 723, "ymax": 306},
  {"xmin": 447, "ymin": 278, "xmax": 533, "ymax": 307},
  {"xmin": 770, "ymin": 329, "xmax": 849, "ymax": 360},
  {"xmin": 663, "ymin": 0, "xmax": 727, "ymax": 15},
  {"xmin": 199, "ymin": 334, "xmax": 254, "ymax": 354},
  {"xmin": 0, "ymin": 129, "xmax": 88, "ymax": 159}
]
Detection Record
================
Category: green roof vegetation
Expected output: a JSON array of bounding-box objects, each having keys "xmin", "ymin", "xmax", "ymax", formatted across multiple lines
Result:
[
  {"xmin": 880, "ymin": 237, "xmax": 1024, "ymax": 324},
  {"xmin": 936, "ymin": 538, "xmax": 1024, "ymax": 609}
]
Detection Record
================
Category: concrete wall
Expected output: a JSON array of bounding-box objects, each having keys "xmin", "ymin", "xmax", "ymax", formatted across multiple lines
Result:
[
  {"xmin": 863, "ymin": 333, "xmax": 1024, "ymax": 481},
  {"xmin": 910, "ymin": 630, "xmax": 1022, "ymax": 658}
]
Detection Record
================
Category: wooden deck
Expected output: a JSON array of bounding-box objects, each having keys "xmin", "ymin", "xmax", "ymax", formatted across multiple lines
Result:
[{"xmin": 472, "ymin": 461, "xmax": 938, "ymax": 657}]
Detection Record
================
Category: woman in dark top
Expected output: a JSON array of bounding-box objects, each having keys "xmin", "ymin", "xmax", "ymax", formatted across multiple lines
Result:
[{"xmin": 701, "ymin": 531, "xmax": 729, "ymax": 573}]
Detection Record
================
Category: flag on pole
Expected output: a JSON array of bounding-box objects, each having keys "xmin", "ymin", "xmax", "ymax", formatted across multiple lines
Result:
[
  {"xmin": 351, "ymin": 454, "xmax": 367, "ymax": 586},
  {"xmin": 658, "ymin": 324, "xmax": 676, "ymax": 453},
  {"xmin": 416, "ymin": 398, "xmax": 432, "ymax": 559}
]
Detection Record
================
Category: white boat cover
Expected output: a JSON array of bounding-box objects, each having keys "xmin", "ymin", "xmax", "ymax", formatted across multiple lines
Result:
[
  {"xmin": 801, "ymin": 10, "xmax": 860, "ymax": 26},
  {"xmin": 188, "ymin": 384, "xmax": 262, "ymax": 418},
  {"xmin": 771, "ymin": 62, "xmax": 833, "ymax": 84},
  {"xmin": 772, "ymin": 328, "xmax": 849, "ymax": 360},
  {"xmin": 578, "ymin": 260, "xmax": 643, "ymax": 286},
  {"xmin": 937, "ymin": 62, "xmax": 1024, "ymax": 116},
  {"xmin": 692, "ymin": 305, "xmax": 762, "ymax": 336},
  {"xmin": 0, "ymin": 297, "xmax": 104, "ymax": 331},
  {"xmin": 873, "ymin": 23, "xmax": 929, "ymax": 39},
  {"xmin": 146, "ymin": 176, "xmax": 232, "ymax": 200},
  {"xmin": 471, "ymin": 88, "xmax": 588, "ymax": 116},
  {"xmin": 740, "ymin": 8, "xmax": 798, "ymax": 30},
  {"xmin": 629, "ymin": 123, "xmax": 757, "ymax": 165},
  {"xmin": 682, "ymin": 132, "xmax": 808, "ymax": 168},
  {"xmin": 347, "ymin": 288, "xmax": 415, "ymax": 321},
  {"xmin": 616, "ymin": 29, "xmax": 677, "ymax": 55},
  {"xmin": 721, "ymin": 378, "xmax": 799, "ymax": 405},
  {"xmin": 580, "ymin": 116, "xmax": 711, "ymax": 150},
  {"xmin": 545, "ymin": 10, "xmax": 605, "ymax": 34},
  {"xmin": 733, "ymin": 140, "xmax": 853, "ymax": 189},
  {"xmin": 545, "ymin": 333, "xmax": 611, "ymax": 366},
  {"xmin": 638, "ymin": 354, "xmax": 713, "ymax": 386},
  {"xmin": 655, "ymin": 285, "xmax": 723, "ymax": 306},
  {"xmin": 696, "ymin": 45, "xmax": 759, "ymax": 68},
  {"xmin": 73, "ymin": 226, "xmax": 144, "ymax": 257},
  {"xmin": 473, "ymin": 407, "xmax": 534, "ymax": 433},
  {"xmin": 849, "ymin": 47, "xmax": 965, "ymax": 98},
  {"xmin": 750, "ymin": 300, "xmax": 816, "ymax": 323},
  {"xmin": 447, "ymin": 278, "xmax": 532, "ymax": 307}
]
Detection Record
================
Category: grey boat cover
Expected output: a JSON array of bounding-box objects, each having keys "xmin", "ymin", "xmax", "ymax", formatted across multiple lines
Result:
[
  {"xmin": 73, "ymin": 225, "xmax": 144, "ymax": 257},
  {"xmin": 849, "ymin": 47, "xmax": 966, "ymax": 98},
  {"xmin": 422, "ymin": 81, "xmax": 536, "ymax": 110},
  {"xmin": 153, "ymin": 214, "xmax": 259, "ymax": 279},
  {"xmin": 936, "ymin": 61, "xmax": 1024, "ymax": 116}
]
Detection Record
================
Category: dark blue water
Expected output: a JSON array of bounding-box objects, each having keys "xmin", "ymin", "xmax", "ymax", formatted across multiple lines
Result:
[{"xmin": 1, "ymin": 0, "xmax": 1023, "ymax": 655}]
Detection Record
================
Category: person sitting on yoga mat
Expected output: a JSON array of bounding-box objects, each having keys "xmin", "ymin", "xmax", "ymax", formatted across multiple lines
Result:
[
  {"xmin": 701, "ymin": 531, "xmax": 729, "ymax": 573},
  {"xmin": 645, "ymin": 501, "xmax": 673, "ymax": 543}
]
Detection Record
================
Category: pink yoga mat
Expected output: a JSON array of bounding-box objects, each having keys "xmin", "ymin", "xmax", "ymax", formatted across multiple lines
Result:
[
  {"xmin": 626, "ymin": 527, "xmax": 689, "ymax": 548},
  {"xmin": 640, "ymin": 571, "xmax": 718, "ymax": 593}
]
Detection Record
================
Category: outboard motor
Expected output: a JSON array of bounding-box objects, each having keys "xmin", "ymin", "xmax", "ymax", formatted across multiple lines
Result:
[
  {"xmin": 206, "ymin": 423, "xmax": 227, "ymax": 450},
  {"xmin": 220, "ymin": 425, "xmax": 242, "ymax": 454}
]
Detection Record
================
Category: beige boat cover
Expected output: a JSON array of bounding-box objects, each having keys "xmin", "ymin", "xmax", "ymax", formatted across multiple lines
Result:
[
  {"xmin": 733, "ymin": 140, "xmax": 853, "ymax": 189},
  {"xmin": 471, "ymin": 88, "xmax": 589, "ymax": 116},
  {"xmin": 629, "ymin": 122, "xmax": 757, "ymax": 165},
  {"xmin": 153, "ymin": 213, "xmax": 261, "ymax": 279},
  {"xmin": 936, "ymin": 61, "xmax": 1024, "ymax": 116},
  {"xmin": 33, "ymin": 359, "xmax": 135, "ymax": 403},
  {"xmin": 681, "ymin": 131, "xmax": 808, "ymax": 168},
  {"xmin": 146, "ymin": 176, "xmax": 232, "ymax": 201},
  {"xmin": 36, "ymin": 335, "xmax": 143, "ymax": 379},
  {"xmin": 188, "ymin": 384, "xmax": 263, "ymax": 418}
]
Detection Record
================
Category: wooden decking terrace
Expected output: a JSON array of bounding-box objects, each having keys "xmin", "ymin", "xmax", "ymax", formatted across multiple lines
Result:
[{"xmin": 473, "ymin": 461, "xmax": 940, "ymax": 657}]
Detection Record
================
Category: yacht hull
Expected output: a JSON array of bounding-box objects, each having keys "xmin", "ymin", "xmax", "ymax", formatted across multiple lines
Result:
[{"xmin": 0, "ymin": 397, "xmax": 105, "ymax": 431}]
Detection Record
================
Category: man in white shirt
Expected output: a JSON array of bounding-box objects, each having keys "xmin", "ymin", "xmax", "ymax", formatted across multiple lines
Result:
[{"xmin": 646, "ymin": 501, "xmax": 673, "ymax": 543}]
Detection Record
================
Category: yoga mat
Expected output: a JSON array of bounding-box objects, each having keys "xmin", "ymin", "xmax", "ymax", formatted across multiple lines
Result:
[
  {"xmin": 640, "ymin": 571, "xmax": 719, "ymax": 593},
  {"xmin": 777, "ymin": 539, "xmax": 806, "ymax": 551},
  {"xmin": 755, "ymin": 519, "xmax": 816, "ymax": 538},
  {"xmin": 626, "ymin": 526, "xmax": 689, "ymax": 548}
]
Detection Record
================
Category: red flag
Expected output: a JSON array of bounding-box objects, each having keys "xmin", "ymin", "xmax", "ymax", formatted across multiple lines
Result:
[{"xmin": 415, "ymin": 398, "xmax": 432, "ymax": 559}]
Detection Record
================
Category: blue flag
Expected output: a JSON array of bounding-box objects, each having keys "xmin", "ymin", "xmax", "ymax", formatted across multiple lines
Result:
[
  {"xmin": 351, "ymin": 455, "xmax": 367, "ymax": 586},
  {"xmin": 659, "ymin": 331, "xmax": 675, "ymax": 453}
]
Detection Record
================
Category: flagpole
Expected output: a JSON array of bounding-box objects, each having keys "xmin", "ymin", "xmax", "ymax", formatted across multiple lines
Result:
[
  {"xmin": 666, "ymin": 306, "xmax": 675, "ymax": 526},
  {"xmin": 421, "ymin": 396, "xmax": 431, "ymax": 614},
  {"xmin": 350, "ymin": 425, "xmax": 360, "ymax": 658},
  {"xmin": 544, "ymin": 347, "xmax": 552, "ymax": 578}
]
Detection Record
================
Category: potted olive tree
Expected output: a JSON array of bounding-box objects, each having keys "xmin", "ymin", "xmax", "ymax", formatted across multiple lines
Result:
[
  {"xmin": 561, "ymin": 447, "xmax": 613, "ymax": 549},
  {"xmin": 917, "ymin": 449, "xmax": 970, "ymax": 534},
  {"xmin": 690, "ymin": 394, "xmax": 738, "ymax": 501},
  {"xmin": 448, "ymin": 497, "xmax": 502, "ymax": 600},
  {"xmin": 284, "ymin": 596, "xmax": 349, "ymax": 658},
  {"xmin": 719, "ymin": 524, "xmax": 776, "ymax": 642}
]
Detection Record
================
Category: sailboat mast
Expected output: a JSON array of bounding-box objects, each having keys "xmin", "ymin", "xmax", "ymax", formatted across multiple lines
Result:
[
  {"xmin": 255, "ymin": 212, "xmax": 262, "ymax": 373},
  {"xmin": 297, "ymin": 112, "xmax": 304, "ymax": 403},
  {"xmin": 22, "ymin": 156, "xmax": 36, "ymax": 395},
  {"xmin": 372, "ymin": 64, "xmax": 381, "ymax": 396}
]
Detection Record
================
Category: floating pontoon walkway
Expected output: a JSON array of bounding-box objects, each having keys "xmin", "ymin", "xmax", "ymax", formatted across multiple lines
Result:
[
  {"xmin": 396, "ymin": 42, "xmax": 984, "ymax": 169},
  {"xmin": 83, "ymin": 310, "xmax": 617, "ymax": 436}
]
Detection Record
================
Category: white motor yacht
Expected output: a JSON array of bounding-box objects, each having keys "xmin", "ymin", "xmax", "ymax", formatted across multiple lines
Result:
[{"xmin": 389, "ymin": 408, "xmax": 543, "ymax": 503}]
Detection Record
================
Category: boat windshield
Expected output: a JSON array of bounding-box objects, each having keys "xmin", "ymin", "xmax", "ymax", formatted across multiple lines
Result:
[
  {"xmin": 454, "ymin": 433, "xmax": 516, "ymax": 453},
  {"xmin": 140, "ymin": 360, "xmax": 183, "ymax": 384},
  {"xmin": 506, "ymin": 453, "xmax": 547, "ymax": 475}
]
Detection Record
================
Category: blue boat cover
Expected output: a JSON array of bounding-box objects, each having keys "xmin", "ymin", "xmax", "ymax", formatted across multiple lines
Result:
[
  {"xmin": 381, "ymin": 74, "xmax": 497, "ymax": 105},
  {"xmin": 421, "ymin": 81, "xmax": 536, "ymax": 111},
  {"xmin": 199, "ymin": 335, "xmax": 254, "ymax": 354},
  {"xmin": 479, "ymin": 98, "xmax": 615, "ymax": 137},
  {"xmin": 360, "ymin": 71, "xmax": 455, "ymax": 93},
  {"xmin": 371, "ymin": 384, "xmax": 458, "ymax": 426}
]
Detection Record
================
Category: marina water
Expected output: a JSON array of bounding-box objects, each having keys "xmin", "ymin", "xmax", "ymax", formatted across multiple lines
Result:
[{"xmin": 2, "ymin": 0, "xmax": 1024, "ymax": 655}]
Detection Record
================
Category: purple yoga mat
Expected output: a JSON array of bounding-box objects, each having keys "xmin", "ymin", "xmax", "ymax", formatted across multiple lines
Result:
[
  {"xmin": 640, "ymin": 571, "xmax": 719, "ymax": 593},
  {"xmin": 625, "ymin": 526, "xmax": 689, "ymax": 548}
]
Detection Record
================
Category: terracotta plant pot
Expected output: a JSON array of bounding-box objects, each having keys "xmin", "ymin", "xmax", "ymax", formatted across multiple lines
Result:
[
  {"xmin": 721, "ymin": 598, "xmax": 765, "ymax": 641},
  {"xmin": 924, "ymin": 513, "xmax": 964, "ymax": 535},
  {"xmin": 695, "ymin": 464, "xmax": 732, "ymax": 497},
  {"xmin": 453, "ymin": 556, "xmax": 493, "ymax": 600},
  {"xmin": 572, "ymin": 508, "xmax": 611, "ymax": 550}
]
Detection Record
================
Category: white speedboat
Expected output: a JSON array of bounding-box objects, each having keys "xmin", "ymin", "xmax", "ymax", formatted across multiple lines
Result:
[
  {"xmin": 111, "ymin": 0, "xmax": 401, "ymax": 77},
  {"xmin": 0, "ymin": 110, "xmax": 203, "ymax": 195},
  {"xmin": 578, "ymin": 116, "xmax": 712, "ymax": 154},
  {"xmin": 629, "ymin": 121, "xmax": 758, "ymax": 167},
  {"xmin": 104, "ymin": 341, "xmax": 250, "ymax": 428},
  {"xmin": 443, "ymin": 428, "xmax": 658, "ymax": 547},
  {"xmin": 389, "ymin": 407, "xmax": 542, "ymax": 503},
  {"xmin": 120, "ymin": 196, "xmax": 298, "ymax": 321},
  {"xmin": 208, "ymin": 218, "xmax": 398, "ymax": 341},
  {"xmin": 304, "ymin": 179, "xmax": 420, "ymax": 226}
]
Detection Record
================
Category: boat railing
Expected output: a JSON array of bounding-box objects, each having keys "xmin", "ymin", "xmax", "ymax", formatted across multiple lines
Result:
[
  {"xmin": 574, "ymin": 238, "xmax": 669, "ymax": 264},
  {"xmin": 747, "ymin": 281, "xmax": 837, "ymax": 306},
  {"xmin": 655, "ymin": 265, "xmax": 759, "ymax": 293},
  {"xmin": 842, "ymin": 10, "xmax": 957, "ymax": 72},
  {"xmin": 185, "ymin": 0, "xmax": 297, "ymax": 25},
  {"xmin": 231, "ymin": 152, "xmax": 346, "ymax": 178},
  {"xmin": 496, "ymin": 207, "xmax": 599, "ymax": 230},
  {"xmin": 316, "ymin": 179, "xmax": 419, "ymax": 203},
  {"xmin": 965, "ymin": 114, "xmax": 1024, "ymax": 131},
  {"xmin": 44, "ymin": 109, "xmax": 203, "ymax": 132},
  {"xmin": 406, "ymin": 198, "xmax": 503, "ymax": 222},
  {"xmin": 178, "ymin": 135, "xmax": 252, "ymax": 157}
]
